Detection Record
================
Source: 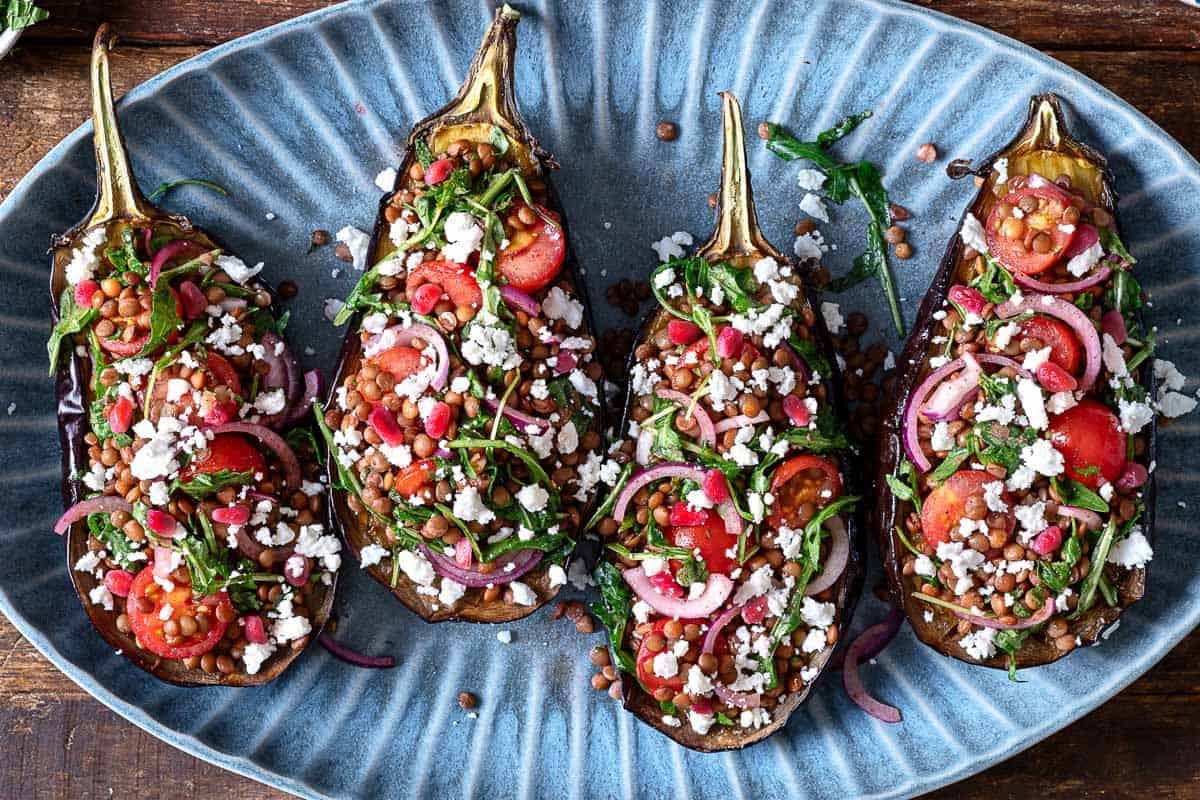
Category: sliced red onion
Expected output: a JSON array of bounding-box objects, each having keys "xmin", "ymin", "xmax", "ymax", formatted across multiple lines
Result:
[
  {"xmin": 713, "ymin": 681, "xmax": 762, "ymax": 709},
  {"xmin": 702, "ymin": 604, "xmax": 743, "ymax": 655},
  {"xmin": 283, "ymin": 369, "xmax": 323, "ymax": 426},
  {"xmin": 211, "ymin": 422, "xmax": 301, "ymax": 488},
  {"xmin": 362, "ymin": 323, "xmax": 449, "ymax": 391},
  {"xmin": 454, "ymin": 537, "xmax": 473, "ymax": 569},
  {"xmin": 318, "ymin": 631, "xmax": 396, "ymax": 669},
  {"xmin": 655, "ymin": 388, "xmax": 716, "ymax": 446},
  {"xmin": 1013, "ymin": 265, "xmax": 1112, "ymax": 295},
  {"xmin": 500, "ymin": 284, "xmax": 540, "ymax": 315},
  {"xmin": 902, "ymin": 354, "xmax": 1028, "ymax": 472},
  {"xmin": 777, "ymin": 339, "xmax": 810, "ymax": 383},
  {"xmin": 284, "ymin": 554, "xmax": 311, "ymax": 587},
  {"xmin": 235, "ymin": 527, "xmax": 266, "ymax": 560},
  {"xmin": 220, "ymin": 297, "xmax": 248, "ymax": 313},
  {"xmin": 635, "ymin": 429, "xmax": 654, "ymax": 466},
  {"xmin": 997, "ymin": 293, "xmax": 1101, "ymax": 391},
  {"xmin": 1057, "ymin": 505, "xmax": 1103, "ymax": 531},
  {"xmin": 419, "ymin": 545, "xmax": 542, "ymax": 588},
  {"xmin": 715, "ymin": 500, "xmax": 743, "ymax": 539},
  {"xmin": 921, "ymin": 352, "xmax": 981, "ymax": 422},
  {"xmin": 256, "ymin": 332, "xmax": 300, "ymax": 428},
  {"xmin": 804, "ymin": 516, "xmax": 850, "ymax": 596},
  {"xmin": 612, "ymin": 463, "xmax": 707, "ymax": 526},
  {"xmin": 622, "ymin": 567, "xmax": 733, "ymax": 618},
  {"xmin": 148, "ymin": 239, "xmax": 207, "ymax": 286},
  {"xmin": 54, "ymin": 496, "xmax": 132, "ymax": 535},
  {"xmin": 699, "ymin": 601, "xmax": 770, "ymax": 708},
  {"xmin": 483, "ymin": 397, "xmax": 548, "ymax": 434},
  {"xmin": 1062, "ymin": 222, "xmax": 1099, "ymax": 261},
  {"xmin": 843, "ymin": 616, "xmax": 903, "ymax": 723},
  {"xmin": 950, "ymin": 595, "xmax": 1055, "ymax": 630},
  {"xmin": 1101, "ymin": 310, "xmax": 1127, "ymax": 346},
  {"xmin": 179, "ymin": 281, "xmax": 207, "ymax": 319},
  {"xmin": 712, "ymin": 411, "xmax": 770, "ymax": 433}
]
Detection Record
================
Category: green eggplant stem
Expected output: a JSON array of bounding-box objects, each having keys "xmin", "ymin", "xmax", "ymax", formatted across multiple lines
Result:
[{"xmin": 88, "ymin": 23, "xmax": 153, "ymax": 227}]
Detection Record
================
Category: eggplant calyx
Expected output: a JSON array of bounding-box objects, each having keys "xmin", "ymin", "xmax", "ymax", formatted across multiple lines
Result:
[{"xmin": 696, "ymin": 92, "xmax": 782, "ymax": 268}]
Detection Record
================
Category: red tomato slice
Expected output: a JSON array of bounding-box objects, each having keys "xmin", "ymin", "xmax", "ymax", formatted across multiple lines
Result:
[
  {"xmin": 636, "ymin": 619, "xmax": 686, "ymax": 693},
  {"xmin": 920, "ymin": 470, "xmax": 1005, "ymax": 548},
  {"xmin": 205, "ymin": 352, "xmax": 243, "ymax": 396},
  {"xmin": 405, "ymin": 260, "xmax": 482, "ymax": 310},
  {"xmin": 1047, "ymin": 399, "xmax": 1125, "ymax": 490},
  {"xmin": 126, "ymin": 566, "xmax": 231, "ymax": 659},
  {"xmin": 371, "ymin": 345, "xmax": 429, "ymax": 383},
  {"xmin": 180, "ymin": 433, "xmax": 266, "ymax": 482},
  {"xmin": 1018, "ymin": 315, "xmax": 1081, "ymax": 375},
  {"xmin": 667, "ymin": 510, "xmax": 739, "ymax": 575},
  {"xmin": 766, "ymin": 455, "xmax": 842, "ymax": 530},
  {"xmin": 985, "ymin": 185, "xmax": 1079, "ymax": 275},
  {"xmin": 393, "ymin": 459, "xmax": 436, "ymax": 498},
  {"xmin": 496, "ymin": 204, "xmax": 566, "ymax": 293}
]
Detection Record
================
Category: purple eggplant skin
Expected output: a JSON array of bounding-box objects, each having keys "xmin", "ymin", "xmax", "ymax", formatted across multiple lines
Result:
[
  {"xmin": 605, "ymin": 93, "xmax": 864, "ymax": 752},
  {"xmin": 325, "ymin": 6, "xmax": 604, "ymax": 623},
  {"xmin": 50, "ymin": 25, "xmax": 334, "ymax": 686},
  {"xmin": 876, "ymin": 94, "xmax": 1155, "ymax": 670}
]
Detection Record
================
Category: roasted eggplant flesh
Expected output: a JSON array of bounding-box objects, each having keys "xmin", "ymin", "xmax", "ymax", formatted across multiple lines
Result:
[
  {"xmin": 878, "ymin": 95, "xmax": 1155, "ymax": 673},
  {"xmin": 50, "ymin": 26, "xmax": 335, "ymax": 686},
  {"xmin": 322, "ymin": 6, "xmax": 604, "ymax": 623},
  {"xmin": 592, "ymin": 93, "xmax": 862, "ymax": 751}
]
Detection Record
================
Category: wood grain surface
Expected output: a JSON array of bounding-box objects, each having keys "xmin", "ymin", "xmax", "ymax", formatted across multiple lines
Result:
[{"xmin": 2, "ymin": 2, "xmax": 1198, "ymax": 799}]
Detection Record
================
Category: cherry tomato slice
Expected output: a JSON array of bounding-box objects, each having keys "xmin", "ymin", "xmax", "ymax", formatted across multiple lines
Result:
[
  {"xmin": 636, "ymin": 619, "xmax": 687, "ymax": 693},
  {"xmin": 204, "ymin": 352, "xmax": 243, "ymax": 396},
  {"xmin": 667, "ymin": 510, "xmax": 739, "ymax": 575},
  {"xmin": 1018, "ymin": 315, "xmax": 1081, "ymax": 375},
  {"xmin": 920, "ymin": 469, "xmax": 1005, "ymax": 548},
  {"xmin": 985, "ymin": 185, "xmax": 1079, "ymax": 275},
  {"xmin": 1047, "ymin": 399, "xmax": 1125, "ymax": 490},
  {"xmin": 496, "ymin": 204, "xmax": 567, "ymax": 293},
  {"xmin": 393, "ymin": 459, "xmax": 436, "ymax": 498},
  {"xmin": 767, "ymin": 455, "xmax": 842, "ymax": 530},
  {"xmin": 371, "ymin": 345, "xmax": 429, "ymax": 383},
  {"xmin": 405, "ymin": 259, "xmax": 482, "ymax": 310},
  {"xmin": 126, "ymin": 566, "xmax": 231, "ymax": 659},
  {"xmin": 180, "ymin": 433, "xmax": 266, "ymax": 482}
]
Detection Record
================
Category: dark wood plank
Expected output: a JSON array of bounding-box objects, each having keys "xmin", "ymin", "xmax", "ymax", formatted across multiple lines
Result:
[{"xmin": 16, "ymin": 0, "xmax": 1200, "ymax": 51}]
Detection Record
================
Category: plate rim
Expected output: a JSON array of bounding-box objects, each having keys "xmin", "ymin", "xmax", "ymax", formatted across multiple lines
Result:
[{"xmin": 0, "ymin": 1, "xmax": 1197, "ymax": 798}]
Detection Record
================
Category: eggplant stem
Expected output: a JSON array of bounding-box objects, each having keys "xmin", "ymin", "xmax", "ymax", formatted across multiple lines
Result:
[
  {"xmin": 89, "ymin": 24, "xmax": 154, "ymax": 226},
  {"xmin": 696, "ymin": 92, "xmax": 782, "ymax": 267}
]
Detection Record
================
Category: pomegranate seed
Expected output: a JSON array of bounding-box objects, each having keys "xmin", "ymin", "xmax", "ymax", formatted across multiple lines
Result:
[
  {"xmin": 554, "ymin": 351, "xmax": 577, "ymax": 375},
  {"xmin": 74, "ymin": 279, "xmax": 100, "ymax": 308},
  {"xmin": 690, "ymin": 698, "xmax": 714, "ymax": 716},
  {"xmin": 455, "ymin": 537, "xmax": 473, "ymax": 569},
  {"xmin": 103, "ymin": 569, "xmax": 133, "ymax": 598},
  {"xmin": 203, "ymin": 400, "xmax": 235, "ymax": 427},
  {"xmin": 668, "ymin": 503, "xmax": 708, "ymax": 527},
  {"xmin": 243, "ymin": 615, "xmax": 268, "ymax": 645},
  {"xmin": 702, "ymin": 469, "xmax": 730, "ymax": 503},
  {"xmin": 1116, "ymin": 461, "xmax": 1148, "ymax": 490},
  {"xmin": 145, "ymin": 509, "xmax": 179, "ymax": 537},
  {"xmin": 179, "ymin": 281, "xmax": 207, "ymax": 319},
  {"xmin": 716, "ymin": 326, "xmax": 744, "ymax": 359},
  {"xmin": 783, "ymin": 394, "xmax": 811, "ymax": 427},
  {"xmin": 212, "ymin": 505, "xmax": 251, "ymax": 526},
  {"xmin": 667, "ymin": 319, "xmax": 702, "ymax": 346},
  {"xmin": 107, "ymin": 395, "xmax": 134, "ymax": 434},
  {"xmin": 368, "ymin": 406, "xmax": 407, "ymax": 447},
  {"xmin": 425, "ymin": 401, "xmax": 451, "ymax": 439},
  {"xmin": 1030, "ymin": 526, "xmax": 1063, "ymax": 557},
  {"xmin": 423, "ymin": 157, "xmax": 454, "ymax": 185},
  {"xmin": 948, "ymin": 285, "xmax": 987, "ymax": 316},
  {"xmin": 741, "ymin": 595, "xmax": 769, "ymax": 624},
  {"xmin": 1036, "ymin": 362, "xmax": 1077, "ymax": 393},
  {"xmin": 650, "ymin": 570, "xmax": 684, "ymax": 598},
  {"xmin": 411, "ymin": 282, "xmax": 442, "ymax": 315}
]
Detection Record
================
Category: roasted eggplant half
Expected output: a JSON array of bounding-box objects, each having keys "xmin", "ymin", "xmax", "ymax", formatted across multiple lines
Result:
[
  {"xmin": 591, "ymin": 93, "xmax": 863, "ymax": 750},
  {"xmin": 49, "ymin": 26, "xmax": 336, "ymax": 686},
  {"xmin": 321, "ymin": 5, "xmax": 604, "ymax": 623},
  {"xmin": 877, "ymin": 94, "xmax": 1156, "ymax": 675}
]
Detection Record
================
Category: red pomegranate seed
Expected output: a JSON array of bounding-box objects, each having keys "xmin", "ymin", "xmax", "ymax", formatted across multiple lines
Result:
[
  {"xmin": 554, "ymin": 351, "xmax": 577, "ymax": 375},
  {"xmin": 425, "ymin": 401, "xmax": 451, "ymax": 439},
  {"xmin": 783, "ymin": 394, "xmax": 810, "ymax": 427},
  {"xmin": 145, "ymin": 509, "xmax": 179, "ymax": 537},
  {"xmin": 368, "ymin": 405, "xmax": 407, "ymax": 447},
  {"xmin": 948, "ymin": 285, "xmax": 987, "ymax": 316},
  {"xmin": 741, "ymin": 595, "xmax": 769, "ymax": 625},
  {"xmin": 74, "ymin": 279, "xmax": 100, "ymax": 308},
  {"xmin": 1116, "ymin": 461, "xmax": 1148, "ymax": 490},
  {"xmin": 716, "ymin": 326, "xmax": 744, "ymax": 359},
  {"xmin": 455, "ymin": 537, "xmax": 473, "ymax": 569},
  {"xmin": 667, "ymin": 319, "xmax": 702, "ymax": 346},
  {"xmin": 243, "ymin": 615, "xmax": 268, "ymax": 644},
  {"xmin": 668, "ymin": 503, "xmax": 708, "ymax": 527},
  {"xmin": 212, "ymin": 505, "xmax": 251, "ymax": 526},
  {"xmin": 702, "ymin": 469, "xmax": 730, "ymax": 503},
  {"xmin": 423, "ymin": 157, "xmax": 454, "ymax": 185},
  {"xmin": 411, "ymin": 283, "xmax": 442, "ymax": 315},
  {"xmin": 1036, "ymin": 362, "xmax": 1077, "ymax": 393},
  {"xmin": 103, "ymin": 569, "xmax": 133, "ymax": 598},
  {"xmin": 650, "ymin": 570, "xmax": 684, "ymax": 598},
  {"xmin": 203, "ymin": 400, "xmax": 236, "ymax": 427},
  {"xmin": 106, "ymin": 395, "xmax": 134, "ymax": 434},
  {"xmin": 1030, "ymin": 525, "xmax": 1063, "ymax": 557}
]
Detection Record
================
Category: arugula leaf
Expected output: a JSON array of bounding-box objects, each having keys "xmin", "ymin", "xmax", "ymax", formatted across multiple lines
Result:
[
  {"xmin": 1098, "ymin": 227, "xmax": 1137, "ymax": 265},
  {"xmin": 4, "ymin": 0, "xmax": 48, "ymax": 31},
  {"xmin": 1077, "ymin": 518, "xmax": 1118, "ymax": 613},
  {"xmin": 969, "ymin": 254, "xmax": 1016, "ymax": 305},
  {"xmin": 87, "ymin": 513, "xmax": 143, "ymax": 571},
  {"xmin": 788, "ymin": 335, "xmax": 833, "ymax": 379},
  {"xmin": 88, "ymin": 392, "xmax": 132, "ymax": 448},
  {"xmin": 1052, "ymin": 477, "xmax": 1109, "ymax": 514},
  {"xmin": 104, "ymin": 229, "xmax": 146, "ymax": 276},
  {"xmin": 590, "ymin": 561, "xmax": 638, "ymax": 675},
  {"xmin": 1105, "ymin": 267, "xmax": 1144, "ymax": 316},
  {"xmin": 993, "ymin": 628, "xmax": 1033, "ymax": 681},
  {"xmin": 414, "ymin": 139, "xmax": 434, "ymax": 169},
  {"xmin": 172, "ymin": 469, "xmax": 254, "ymax": 499},
  {"xmin": 333, "ymin": 264, "xmax": 383, "ymax": 326},
  {"xmin": 47, "ymin": 287, "xmax": 97, "ymax": 374},
  {"xmin": 139, "ymin": 282, "xmax": 183, "ymax": 355},
  {"xmin": 929, "ymin": 447, "xmax": 970, "ymax": 485}
]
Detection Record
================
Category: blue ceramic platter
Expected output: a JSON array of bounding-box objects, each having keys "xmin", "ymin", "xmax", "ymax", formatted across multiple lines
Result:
[{"xmin": 2, "ymin": 1, "xmax": 1199, "ymax": 797}]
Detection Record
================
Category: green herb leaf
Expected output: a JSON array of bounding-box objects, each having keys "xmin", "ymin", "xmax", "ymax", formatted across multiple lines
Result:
[
  {"xmin": 590, "ymin": 561, "xmax": 638, "ymax": 676},
  {"xmin": 1078, "ymin": 518, "xmax": 1118, "ymax": 613},
  {"xmin": 47, "ymin": 287, "xmax": 98, "ymax": 374},
  {"xmin": 1098, "ymin": 227, "xmax": 1137, "ymax": 266},
  {"xmin": 146, "ymin": 178, "xmax": 229, "ymax": 204},
  {"xmin": 172, "ymin": 469, "xmax": 254, "ymax": 499},
  {"xmin": 4, "ymin": 0, "xmax": 48, "ymax": 31},
  {"xmin": 969, "ymin": 254, "xmax": 1016, "ymax": 305}
]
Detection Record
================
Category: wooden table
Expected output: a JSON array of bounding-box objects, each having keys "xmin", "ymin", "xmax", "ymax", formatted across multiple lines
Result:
[{"xmin": 2, "ymin": 2, "xmax": 1198, "ymax": 798}]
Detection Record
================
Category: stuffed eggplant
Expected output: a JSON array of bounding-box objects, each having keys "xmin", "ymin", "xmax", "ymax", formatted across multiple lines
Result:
[
  {"xmin": 48, "ymin": 26, "xmax": 337, "ymax": 685},
  {"xmin": 321, "ymin": 5, "xmax": 604, "ymax": 623},
  {"xmin": 591, "ymin": 93, "xmax": 863, "ymax": 750},
  {"xmin": 878, "ymin": 94, "xmax": 1155, "ymax": 675}
]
